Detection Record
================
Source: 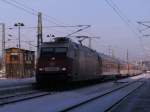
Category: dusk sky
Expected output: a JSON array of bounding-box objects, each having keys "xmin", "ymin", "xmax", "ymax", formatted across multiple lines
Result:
[{"xmin": 0, "ymin": 0, "xmax": 150, "ymax": 62}]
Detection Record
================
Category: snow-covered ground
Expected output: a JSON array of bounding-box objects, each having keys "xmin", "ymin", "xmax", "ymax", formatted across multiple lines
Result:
[{"xmin": 0, "ymin": 73, "xmax": 147, "ymax": 112}]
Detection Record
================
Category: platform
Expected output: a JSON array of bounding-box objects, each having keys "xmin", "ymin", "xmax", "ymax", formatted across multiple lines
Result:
[
  {"xmin": 0, "ymin": 77, "xmax": 35, "ymax": 88},
  {"xmin": 111, "ymin": 74, "xmax": 150, "ymax": 112}
]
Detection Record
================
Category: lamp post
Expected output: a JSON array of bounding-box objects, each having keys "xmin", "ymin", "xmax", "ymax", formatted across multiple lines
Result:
[
  {"xmin": 14, "ymin": 23, "xmax": 24, "ymax": 49},
  {"xmin": 13, "ymin": 23, "xmax": 24, "ymax": 78}
]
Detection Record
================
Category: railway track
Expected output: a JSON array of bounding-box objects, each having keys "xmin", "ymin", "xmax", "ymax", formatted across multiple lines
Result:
[
  {"xmin": 0, "ymin": 84, "xmax": 53, "ymax": 105},
  {"xmin": 0, "ymin": 90, "xmax": 52, "ymax": 105},
  {"xmin": 59, "ymin": 78, "xmax": 145, "ymax": 112},
  {"xmin": 0, "ymin": 74, "xmax": 146, "ymax": 112}
]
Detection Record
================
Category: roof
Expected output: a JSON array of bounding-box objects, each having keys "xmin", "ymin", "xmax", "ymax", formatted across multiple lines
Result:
[{"xmin": 5, "ymin": 47, "xmax": 35, "ymax": 52}]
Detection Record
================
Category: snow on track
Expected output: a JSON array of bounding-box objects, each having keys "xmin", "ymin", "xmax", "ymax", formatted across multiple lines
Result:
[{"xmin": 0, "ymin": 74, "xmax": 147, "ymax": 112}]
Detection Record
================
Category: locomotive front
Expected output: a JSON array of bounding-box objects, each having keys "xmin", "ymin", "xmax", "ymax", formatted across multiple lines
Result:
[{"xmin": 36, "ymin": 38, "xmax": 73, "ymax": 83}]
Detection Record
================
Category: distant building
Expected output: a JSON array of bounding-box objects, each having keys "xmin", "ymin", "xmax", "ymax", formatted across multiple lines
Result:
[
  {"xmin": 0, "ymin": 56, "xmax": 3, "ymax": 70},
  {"xmin": 142, "ymin": 61, "xmax": 150, "ymax": 71},
  {"xmin": 5, "ymin": 48, "xmax": 35, "ymax": 78}
]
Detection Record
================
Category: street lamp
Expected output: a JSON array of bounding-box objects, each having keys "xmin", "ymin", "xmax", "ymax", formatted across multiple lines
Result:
[{"xmin": 14, "ymin": 22, "xmax": 24, "ymax": 49}]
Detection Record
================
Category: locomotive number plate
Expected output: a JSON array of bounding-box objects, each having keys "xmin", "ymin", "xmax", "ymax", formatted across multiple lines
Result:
[{"xmin": 44, "ymin": 67, "xmax": 60, "ymax": 71}]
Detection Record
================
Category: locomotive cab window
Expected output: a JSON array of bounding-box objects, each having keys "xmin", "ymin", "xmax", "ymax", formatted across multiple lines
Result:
[
  {"xmin": 41, "ymin": 47, "xmax": 54, "ymax": 56},
  {"xmin": 55, "ymin": 47, "xmax": 67, "ymax": 53},
  {"xmin": 41, "ymin": 47, "xmax": 67, "ymax": 56}
]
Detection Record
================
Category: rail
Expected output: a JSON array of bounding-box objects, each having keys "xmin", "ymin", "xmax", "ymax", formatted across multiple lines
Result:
[
  {"xmin": 0, "ymin": 84, "xmax": 53, "ymax": 105},
  {"xmin": 59, "ymin": 78, "xmax": 145, "ymax": 112}
]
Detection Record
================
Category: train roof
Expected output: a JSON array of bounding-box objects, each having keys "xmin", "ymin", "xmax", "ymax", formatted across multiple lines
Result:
[
  {"xmin": 41, "ymin": 37, "xmax": 124, "ymax": 63},
  {"xmin": 41, "ymin": 37, "xmax": 71, "ymax": 47},
  {"xmin": 72, "ymin": 41, "xmax": 120, "ymax": 63},
  {"xmin": 98, "ymin": 53, "xmax": 119, "ymax": 63}
]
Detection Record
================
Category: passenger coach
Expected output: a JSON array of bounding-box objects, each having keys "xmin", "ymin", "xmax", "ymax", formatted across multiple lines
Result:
[{"xmin": 36, "ymin": 37, "xmax": 142, "ymax": 84}]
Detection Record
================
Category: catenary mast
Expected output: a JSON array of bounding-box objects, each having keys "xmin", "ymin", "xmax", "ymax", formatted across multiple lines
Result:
[{"xmin": 37, "ymin": 12, "xmax": 43, "ymax": 52}]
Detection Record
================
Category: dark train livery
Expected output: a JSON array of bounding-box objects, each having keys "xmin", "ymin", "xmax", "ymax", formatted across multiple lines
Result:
[{"xmin": 36, "ymin": 37, "xmax": 142, "ymax": 83}]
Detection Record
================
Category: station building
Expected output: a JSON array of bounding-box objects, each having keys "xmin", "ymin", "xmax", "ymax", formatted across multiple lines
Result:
[{"xmin": 5, "ymin": 48, "xmax": 35, "ymax": 78}]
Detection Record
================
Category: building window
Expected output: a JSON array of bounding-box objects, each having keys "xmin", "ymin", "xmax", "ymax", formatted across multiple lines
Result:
[{"xmin": 10, "ymin": 55, "xmax": 19, "ymax": 61}]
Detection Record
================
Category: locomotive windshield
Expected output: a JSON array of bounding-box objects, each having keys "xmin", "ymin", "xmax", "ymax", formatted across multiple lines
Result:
[
  {"xmin": 41, "ymin": 47, "xmax": 67, "ymax": 56},
  {"xmin": 55, "ymin": 47, "xmax": 67, "ymax": 53}
]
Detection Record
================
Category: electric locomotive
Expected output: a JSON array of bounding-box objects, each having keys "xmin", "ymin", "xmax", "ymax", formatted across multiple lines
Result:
[
  {"xmin": 36, "ymin": 37, "xmax": 103, "ymax": 83},
  {"xmin": 36, "ymin": 37, "xmax": 142, "ymax": 84}
]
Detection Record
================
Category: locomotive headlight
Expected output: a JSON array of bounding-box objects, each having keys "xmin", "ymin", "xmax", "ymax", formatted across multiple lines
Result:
[
  {"xmin": 62, "ymin": 67, "xmax": 67, "ymax": 71},
  {"xmin": 39, "ymin": 68, "xmax": 44, "ymax": 71}
]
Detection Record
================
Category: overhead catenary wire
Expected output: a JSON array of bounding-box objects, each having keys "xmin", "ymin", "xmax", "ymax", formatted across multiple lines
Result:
[
  {"xmin": 105, "ymin": 0, "xmax": 140, "ymax": 37},
  {"xmin": 106, "ymin": 0, "xmax": 145, "ymax": 39},
  {"xmin": 105, "ymin": 0, "xmax": 148, "ymax": 60},
  {"xmin": 9, "ymin": 0, "xmax": 68, "ymax": 26},
  {"xmin": 0, "ymin": 0, "xmax": 94, "ymax": 37},
  {"xmin": 7, "ymin": 25, "xmax": 89, "ymax": 30},
  {"xmin": 2, "ymin": 0, "xmax": 70, "ymax": 35},
  {"xmin": 0, "ymin": 0, "xmax": 73, "ymax": 36},
  {"xmin": 0, "ymin": 0, "xmax": 60, "ymax": 25},
  {"xmin": 137, "ymin": 21, "xmax": 150, "ymax": 56},
  {"xmin": 108, "ymin": 0, "xmax": 131, "ymax": 23},
  {"xmin": 1, "ymin": 0, "xmax": 82, "ymax": 33},
  {"xmin": 0, "ymin": 0, "xmax": 37, "ymax": 16}
]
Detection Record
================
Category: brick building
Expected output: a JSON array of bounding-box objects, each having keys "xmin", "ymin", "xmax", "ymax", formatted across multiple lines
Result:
[{"xmin": 5, "ymin": 48, "xmax": 35, "ymax": 78}]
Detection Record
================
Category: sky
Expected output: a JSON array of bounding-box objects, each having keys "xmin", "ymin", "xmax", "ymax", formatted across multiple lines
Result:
[{"xmin": 0, "ymin": 0, "xmax": 150, "ymax": 62}]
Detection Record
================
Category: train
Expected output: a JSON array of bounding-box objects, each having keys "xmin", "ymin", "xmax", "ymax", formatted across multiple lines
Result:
[{"xmin": 36, "ymin": 37, "xmax": 142, "ymax": 84}]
